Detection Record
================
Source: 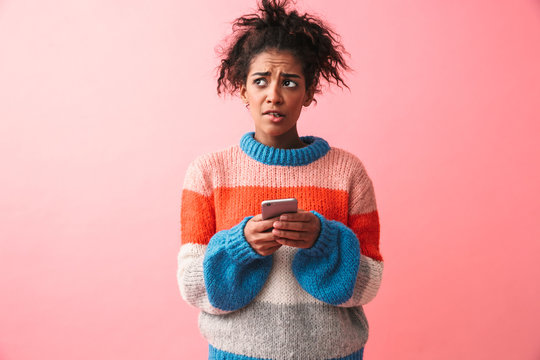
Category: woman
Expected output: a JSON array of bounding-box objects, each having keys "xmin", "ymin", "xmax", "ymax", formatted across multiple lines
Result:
[{"xmin": 177, "ymin": 1, "xmax": 383, "ymax": 359}]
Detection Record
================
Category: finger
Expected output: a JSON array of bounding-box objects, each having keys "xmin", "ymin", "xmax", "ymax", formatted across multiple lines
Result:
[
  {"xmin": 259, "ymin": 245, "xmax": 282, "ymax": 256},
  {"xmin": 255, "ymin": 241, "xmax": 282, "ymax": 254},
  {"xmin": 251, "ymin": 214, "xmax": 264, "ymax": 221},
  {"xmin": 273, "ymin": 220, "xmax": 307, "ymax": 231},
  {"xmin": 272, "ymin": 228, "xmax": 304, "ymax": 241},
  {"xmin": 252, "ymin": 214, "xmax": 280, "ymax": 222},
  {"xmin": 259, "ymin": 241, "xmax": 280, "ymax": 250},
  {"xmin": 252, "ymin": 233, "xmax": 280, "ymax": 243},
  {"xmin": 266, "ymin": 244, "xmax": 282, "ymax": 252},
  {"xmin": 253, "ymin": 218, "xmax": 280, "ymax": 232},
  {"xmin": 275, "ymin": 238, "xmax": 309, "ymax": 248},
  {"xmin": 279, "ymin": 211, "xmax": 313, "ymax": 222}
]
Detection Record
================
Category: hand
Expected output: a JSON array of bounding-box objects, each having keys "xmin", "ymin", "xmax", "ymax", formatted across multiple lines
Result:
[
  {"xmin": 272, "ymin": 210, "xmax": 321, "ymax": 249},
  {"xmin": 244, "ymin": 214, "xmax": 283, "ymax": 256}
]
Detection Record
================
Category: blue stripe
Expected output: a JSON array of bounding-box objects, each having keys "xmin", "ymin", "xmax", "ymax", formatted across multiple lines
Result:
[
  {"xmin": 209, "ymin": 345, "xmax": 364, "ymax": 360},
  {"xmin": 203, "ymin": 217, "xmax": 273, "ymax": 311},
  {"xmin": 292, "ymin": 212, "xmax": 361, "ymax": 305},
  {"xmin": 239, "ymin": 132, "xmax": 330, "ymax": 166}
]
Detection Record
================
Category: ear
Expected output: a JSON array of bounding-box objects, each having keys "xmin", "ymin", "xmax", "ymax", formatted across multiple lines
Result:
[
  {"xmin": 240, "ymin": 84, "xmax": 248, "ymax": 104},
  {"xmin": 303, "ymin": 86, "xmax": 315, "ymax": 107}
]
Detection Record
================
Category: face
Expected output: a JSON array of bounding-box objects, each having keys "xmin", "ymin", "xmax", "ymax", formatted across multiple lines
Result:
[{"xmin": 240, "ymin": 50, "xmax": 314, "ymax": 143}]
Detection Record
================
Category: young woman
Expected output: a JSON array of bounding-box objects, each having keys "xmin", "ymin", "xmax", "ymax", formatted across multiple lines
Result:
[{"xmin": 177, "ymin": 1, "xmax": 383, "ymax": 359}]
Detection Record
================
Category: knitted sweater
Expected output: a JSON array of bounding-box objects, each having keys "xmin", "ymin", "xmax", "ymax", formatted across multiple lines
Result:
[{"xmin": 177, "ymin": 132, "xmax": 383, "ymax": 360}]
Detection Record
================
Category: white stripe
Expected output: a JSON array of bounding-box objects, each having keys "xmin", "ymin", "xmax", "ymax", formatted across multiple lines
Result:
[
  {"xmin": 177, "ymin": 243, "xmax": 231, "ymax": 315},
  {"xmin": 339, "ymin": 255, "xmax": 384, "ymax": 307},
  {"xmin": 254, "ymin": 246, "xmax": 323, "ymax": 305},
  {"xmin": 254, "ymin": 249, "xmax": 383, "ymax": 306}
]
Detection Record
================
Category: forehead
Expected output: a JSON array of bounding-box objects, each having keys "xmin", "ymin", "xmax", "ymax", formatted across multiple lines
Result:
[{"xmin": 248, "ymin": 50, "xmax": 304, "ymax": 75}]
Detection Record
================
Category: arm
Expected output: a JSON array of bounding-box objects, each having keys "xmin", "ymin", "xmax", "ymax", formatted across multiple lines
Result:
[
  {"xmin": 290, "ymin": 211, "xmax": 361, "ymax": 305},
  {"xmin": 177, "ymin": 160, "xmax": 273, "ymax": 314},
  {"xmin": 275, "ymin": 163, "xmax": 383, "ymax": 306},
  {"xmin": 341, "ymin": 165, "xmax": 383, "ymax": 307},
  {"xmin": 202, "ymin": 216, "xmax": 273, "ymax": 311},
  {"xmin": 292, "ymin": 209, "xmax": 383, "ymax": 307}
]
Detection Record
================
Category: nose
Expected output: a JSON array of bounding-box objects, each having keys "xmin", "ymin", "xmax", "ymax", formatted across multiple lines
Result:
[{"xmin": 266, "ymin": 83, "xmax": 283, "ymax": 104}]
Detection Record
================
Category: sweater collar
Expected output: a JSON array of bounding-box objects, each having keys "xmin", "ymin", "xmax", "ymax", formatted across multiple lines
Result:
[{"xmin": 239, "ymin": 132, "xmax": 330, "ymax": 166}]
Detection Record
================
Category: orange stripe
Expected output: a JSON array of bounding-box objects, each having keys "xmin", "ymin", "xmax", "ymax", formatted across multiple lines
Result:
[
  {"xmin": 181, "ymin": 189, "xmax": 215, "ymax": 245},
  {"xmin": 182, "ymin": 186, "xmax": 383, "ymax": 261},
  {"xmin": 213, "ymin": 186, "xmax": 349, "ymax": 231},
  {"xmin": 348, "ymin": 211, "xmax": 382, "ymax": 261}
]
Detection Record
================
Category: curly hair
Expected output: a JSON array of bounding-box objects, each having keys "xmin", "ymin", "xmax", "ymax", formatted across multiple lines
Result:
[{"xmin": 216, "ymin": 0, "xmax": 350, "ymax": 97}]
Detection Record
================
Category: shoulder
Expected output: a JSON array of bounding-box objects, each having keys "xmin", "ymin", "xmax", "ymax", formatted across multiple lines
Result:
[
  {"xmin": 183, "ymin": 144, "xmax": 241, "ymax": 193},
  {"xmin": 322, "ymin": 147, "xmax": 377, "ymax": 212},
  {"xmin": 323, "ymin": 146, "xmax": 369, "ymax": 175},
  {"xmin": 187, "ymin": 144, "xmax": 241, "ymax": 173},
  {"xmin": 319, "ymin": 145, "xmax": 376, "ymax": 196}
]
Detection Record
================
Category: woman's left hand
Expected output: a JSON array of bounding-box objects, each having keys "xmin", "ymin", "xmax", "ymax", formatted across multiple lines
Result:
[{"xmin": 272, "ymin": 210, "xmax": 321, "ymax": 249}]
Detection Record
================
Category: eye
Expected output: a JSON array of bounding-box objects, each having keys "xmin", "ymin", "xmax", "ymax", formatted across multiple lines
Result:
[
  {"xmin": 283, "ymin": 79, "xmax": 298, "ymax": 88},
  {"xmin": 254, "ymin": 78, "xmax": 267, "ymax": 86}
]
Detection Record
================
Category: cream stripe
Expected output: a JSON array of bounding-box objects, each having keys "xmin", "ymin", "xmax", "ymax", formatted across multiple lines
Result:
[
  {"xmin": 339, "ymin": 255, "xmax": 384, "ymax": 307},
  {"xmin": 177, "ymin": 243, "xmax": 231, "ymax": 315},
  {"xmin": 254, "ymin": 246, "xmax": 323, "ymax": 305},
  {"xmin": 179, "ymin": 241, "xmax": 382, "ymax": 308},
  {"xmin": 254, "ymin": 249, "xmax": 382, "ymax": 306}
]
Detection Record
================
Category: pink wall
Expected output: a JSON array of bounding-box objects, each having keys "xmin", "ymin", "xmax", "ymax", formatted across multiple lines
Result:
[{"xmin": 1, "ymin": 0, "xmax": 539, "ymax": 359}]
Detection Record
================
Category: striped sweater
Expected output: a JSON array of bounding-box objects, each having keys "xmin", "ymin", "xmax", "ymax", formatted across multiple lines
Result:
[{"xmin": 177, "ymin": 132, "xmax": 383, "ymax": 360}]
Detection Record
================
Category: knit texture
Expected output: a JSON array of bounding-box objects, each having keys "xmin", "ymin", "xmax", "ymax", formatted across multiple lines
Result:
[
  {"xmin": 178, "ymin": 132, "xmax": 383, "ymax": 360},
  {"xmin": 209, "ymin": 345, "xmax": 365, "ymax": 360},
  {"xmin": 240, "ymin": 132, "xmax": 330, "ymax": 166}
]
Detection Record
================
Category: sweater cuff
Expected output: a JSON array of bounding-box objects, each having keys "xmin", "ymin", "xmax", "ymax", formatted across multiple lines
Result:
[
  {"xmin": 225, "ymin": 216, "xmax": 266, "ymax": 265},
  {"xmin": 301, "ymin": 211, "xmax": 338, "ymax": 257}
]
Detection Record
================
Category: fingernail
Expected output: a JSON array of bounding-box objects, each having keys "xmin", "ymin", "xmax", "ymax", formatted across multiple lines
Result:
[
  {"xmin": 273, "ymin": 221, "xmax": 281, "ymax": 228},
  {"xmin": 280, "ymin": 215, "xmax": 288, "ymax": 220}
]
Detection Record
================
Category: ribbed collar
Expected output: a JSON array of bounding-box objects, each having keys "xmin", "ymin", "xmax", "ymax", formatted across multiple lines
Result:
[{"xmin": 239, "ymin": 132, "xmax": 330, "ymax": 166}]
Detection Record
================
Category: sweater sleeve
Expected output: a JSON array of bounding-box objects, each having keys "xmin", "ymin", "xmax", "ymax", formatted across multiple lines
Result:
[
  {"xmin": 292, "ymin": 162, "xmax": 383, "ymax": 307},
  {"xmin": 177, "ymin": 159, "xmax": 272, "ymax": 314},
  {"xmin": 203, "ymin": 216, "xmax": 273, "ymax": 311}
]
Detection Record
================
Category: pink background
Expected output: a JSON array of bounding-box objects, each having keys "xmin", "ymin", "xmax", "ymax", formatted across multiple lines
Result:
[{"xmin": 1, "ymin": 0, "xmax": 539, "ymax": 359}]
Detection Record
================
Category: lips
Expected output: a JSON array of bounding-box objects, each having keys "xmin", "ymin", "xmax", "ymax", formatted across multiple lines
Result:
[
  {"xmin": 264, "ymin": 110, "xmax": 284, "ymax": 115},
  {"xmin": 263, "ymin": 110, "xmax": 285, "ymax": 121}
]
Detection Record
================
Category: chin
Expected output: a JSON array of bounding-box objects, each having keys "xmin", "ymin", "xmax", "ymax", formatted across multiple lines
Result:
[{"xmin": 263, "ymin": 128, "xmax": 293, "ymax": 138}]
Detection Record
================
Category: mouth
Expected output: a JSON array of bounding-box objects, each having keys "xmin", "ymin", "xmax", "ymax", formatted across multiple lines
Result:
[{"xmin": 263, "ymin": 111, "xmax": 285, "ymax": 121}]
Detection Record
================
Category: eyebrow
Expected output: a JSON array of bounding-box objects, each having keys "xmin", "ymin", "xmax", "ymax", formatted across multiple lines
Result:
[{"xmin": 251, "ymin": 71, "xmax": 301, "ymax": 78}]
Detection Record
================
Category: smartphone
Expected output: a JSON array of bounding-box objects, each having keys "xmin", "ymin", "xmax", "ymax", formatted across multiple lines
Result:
[{"xmin": 261, "ymin": 198, "xmax": 298, "ymax": 220}]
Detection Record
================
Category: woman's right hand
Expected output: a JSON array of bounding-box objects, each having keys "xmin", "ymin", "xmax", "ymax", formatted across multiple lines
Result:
[{"xmin": 244, "ymin": 214, "xmax": 282, "ymax": 256}]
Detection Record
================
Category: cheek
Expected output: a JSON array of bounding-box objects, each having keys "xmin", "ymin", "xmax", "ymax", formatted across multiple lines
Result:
[
  {"xmin": 247, "ymin": 90, "xmax": 262, "ymax": 105},
  {"xmin": 292, "ymin": 94, "xmax": 306, "ymax": 110}
]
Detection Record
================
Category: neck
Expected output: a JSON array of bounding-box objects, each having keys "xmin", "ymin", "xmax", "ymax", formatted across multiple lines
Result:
[{"xmin": 254, "ymin": 127, "xmax": 306, "ymax": 149}]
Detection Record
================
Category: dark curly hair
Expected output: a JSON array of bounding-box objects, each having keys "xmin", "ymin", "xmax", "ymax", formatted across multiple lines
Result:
[{"xmin": 216, "ymin": 0, "xmax": 350, "ymax": 98}]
